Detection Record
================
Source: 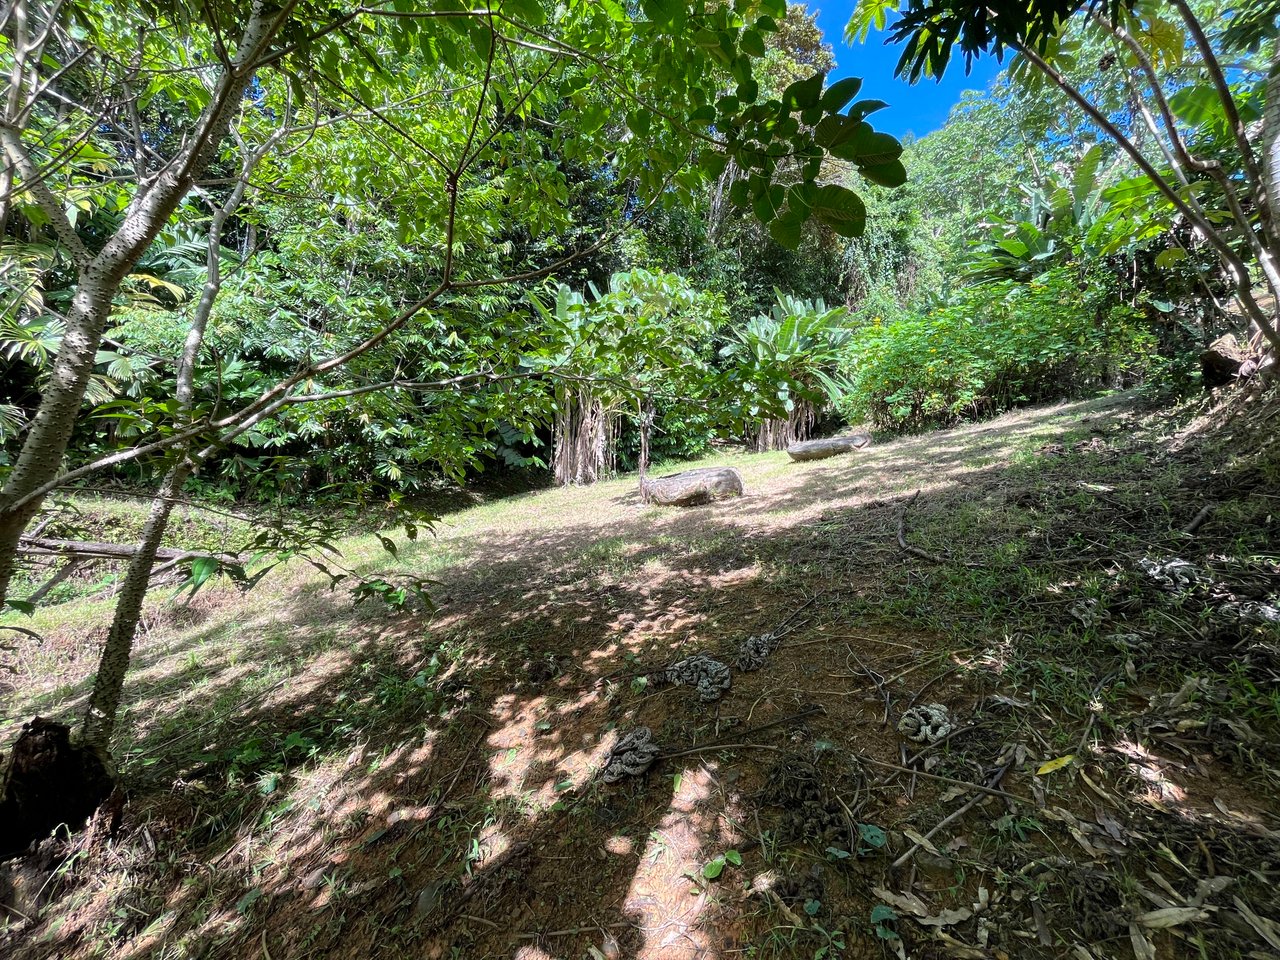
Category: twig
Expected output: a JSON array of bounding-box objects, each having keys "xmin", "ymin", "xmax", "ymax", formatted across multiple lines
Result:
[
  {"xmin": 896, "ymin": 490, "xmax": 949, "ymax": 564},
  {"xmin": 891, "ymin": 761, "xmax": 1013, "ymax": 868},
  {"xmin": 858, "ymin": 755, "xmax": 1029, "ymax": 803},
  {"xmin": 1180, "ymin": 503, "xmax": 1216, "ymax": 535},
  {"xmin": 905, "ymin": 723, "xmax": 984, "ymax": 764},
  {"xmin": 1075, "ymin": 672, "xmax": 1117, "ymax": 755},
  {"xmin": 657, "ymin": 706, "xmax": 823, "ymax": 760},
  {"xmin": 514, "ymin": 921, "xmax": 633, "ymax": 939},
  {"xmin": 908, "ymin": 665, "xmax": 959, "ymax": 708},
  {"xmin": 846, "ymin": 644, "xmax": 892, "ymax": 725},
  {"xmin": 660, "ymin": 741, "xmax": 784, "ymax": 759}
]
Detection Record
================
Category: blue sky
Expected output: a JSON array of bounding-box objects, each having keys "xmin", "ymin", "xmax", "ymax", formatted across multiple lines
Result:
[{"xmin": 811, "ymin": 5, "xmax": 1003, "ymax": 141}]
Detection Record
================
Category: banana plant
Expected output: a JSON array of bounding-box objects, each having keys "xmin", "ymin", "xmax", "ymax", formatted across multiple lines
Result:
[
  {"xmin": 963, "ymin": 145, "xmax": 1111, "ymax": 283},
  {"xmin": 721, "ymin": 290, "xmax": 853, "ymax": 450}
]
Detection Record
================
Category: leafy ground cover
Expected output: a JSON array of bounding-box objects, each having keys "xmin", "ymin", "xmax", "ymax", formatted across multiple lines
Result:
[{"xmin": 2, "ymin": 392, "xmax": 1278, "ymax": 960}]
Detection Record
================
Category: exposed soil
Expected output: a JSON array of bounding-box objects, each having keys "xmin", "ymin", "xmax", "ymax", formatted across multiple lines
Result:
[{"xmin": 1, "ymin": 394, "xmax": 1278, "ymax": 959}]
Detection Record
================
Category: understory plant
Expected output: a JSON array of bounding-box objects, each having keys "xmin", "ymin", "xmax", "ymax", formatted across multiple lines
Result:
[{"xmin": 840, "ymin": 268, "xmax": 1154, "ymax": 431}]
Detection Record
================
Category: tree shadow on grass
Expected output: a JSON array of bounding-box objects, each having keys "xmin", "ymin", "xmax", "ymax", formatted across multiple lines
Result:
[{"xmin": 5, "ymin": 393, "xmax": 1280, "ymax": 959}]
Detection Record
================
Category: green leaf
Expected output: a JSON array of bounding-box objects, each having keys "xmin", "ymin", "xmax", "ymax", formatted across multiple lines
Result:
[
  {"xmin": 725, "ymin": 849, "xmax": 742, "ymax": 866},
  {"xmin": 1154, "ymin": 247, "xmax": 1187, "ymax": 268},
  {"xmin": 870, "ymin": 904, "xmax": 898, "ymax": 924},
  {"xmin": 782, "ymin": 71, "xmax": 824, "ymax": 111},
  {"xmin": 820, "ymin": 76, "xmax": 862, "ymax": 112},
  {"xmin": 811, "ymin": 184, "xmax": 866, "ymax": 237},
  {"xmin": 850, "ymin": 128, "xmax": 903, "ymax": 166},
  {"xmin": 1168, "ymin": 84, "xmax": 1227, "ymax": 131},
  {"xmin": 814, "ymin": 114, "xmax": 849, "ymax": 147},
  {"xmin": 769, "ymin": 215, "xmax": 802, "ymax": 249},
  {"xmin": 740, "ymin": 28, "xmax": 766, "ymax": 57},
  {"xmin": 753, "ymin": 183, "xmax": 785, "ymax": 223},
  {"xmin": 699, "ymin": 148, "xmax": 728, "ymax": 179},
  {"xmin": 859, "ymin": 159, "xmax": 907, "ymax": 187},
  {"xmin": 858, "ymin": 822, "xmax": 887, "ymax": 849},
  {"xmin": 702, "ymin": 857, "xmax": 725, "ymax": 879},
  {"xmin": 642, "ymin": 0, "xmax": 684, "ymax": 27},
  {"xmin": 848, "ymin": 98, "xmax": 889, "ymax": 119}
]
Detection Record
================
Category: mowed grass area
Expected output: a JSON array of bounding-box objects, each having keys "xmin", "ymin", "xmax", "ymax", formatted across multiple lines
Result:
[{"xmin": 3, "ymin": 392, "xmax": 1280, "ymax": 960}]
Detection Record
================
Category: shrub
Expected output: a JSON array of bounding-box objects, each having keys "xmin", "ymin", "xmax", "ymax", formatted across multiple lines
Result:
[{"xmin": 839, "ymin": 268, "xmax": 1155, "ymax": 432}]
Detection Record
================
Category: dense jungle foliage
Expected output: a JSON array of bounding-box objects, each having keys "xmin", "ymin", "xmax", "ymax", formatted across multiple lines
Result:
[
  {"xmin": 1, "ymin": 0, "xmax": 1279, "ymax": 775},
  {"xmin": 5, "ymin": 1, "xmax": 1269, "ymax": 514}
]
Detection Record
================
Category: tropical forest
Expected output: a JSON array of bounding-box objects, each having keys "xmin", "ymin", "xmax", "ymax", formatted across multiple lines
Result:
[{"xmin": 2, "ymin": 0, "xmax": 1280, "ymax": 957}]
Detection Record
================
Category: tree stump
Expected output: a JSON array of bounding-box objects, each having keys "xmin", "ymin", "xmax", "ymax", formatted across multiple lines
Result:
[
  {"xmin": 786, "ymin": 434, "xmax": 872, "ymax": 462},
  {"xmin": 1200, "ymin": 334, "xmax": 1246, "ymax": 387},
  {"xmin": 0, "ymin": 718, "xmax": 114, "ymax": 859},
  {"xmin": 642, "ymin": 467, "xmax": 744, "ymax": 506}
]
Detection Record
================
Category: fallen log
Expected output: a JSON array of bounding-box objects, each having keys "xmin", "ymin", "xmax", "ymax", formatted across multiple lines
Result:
[
  {"xmin": 18, "ymin": 536, "xmax": 231, "ymax": 566},
  {"xmin": 642, "ymin": 467, "xmax": 744, "ymax": 506},
  {"xmin": 787, "ymin": 434, "xmax": 872, "ymax": 462}
]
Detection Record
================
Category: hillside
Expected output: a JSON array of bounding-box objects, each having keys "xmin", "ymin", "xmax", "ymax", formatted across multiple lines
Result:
[{"xmin": 3, "ymin": 394, "xmax": 1279, "ymax": 959}]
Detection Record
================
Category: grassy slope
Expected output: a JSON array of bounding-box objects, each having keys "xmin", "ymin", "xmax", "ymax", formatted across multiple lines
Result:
[{"xmin": 3, "ymin": 393, "xmax": 1279, "ymax": 960}]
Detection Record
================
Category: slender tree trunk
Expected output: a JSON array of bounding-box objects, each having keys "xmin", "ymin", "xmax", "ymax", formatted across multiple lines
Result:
[
  {"xmin": 637, "ymin": 398, "xmax": 654, "ymax": 501},
  {"xmin": 0, "ymin": 278, "xmax": 116, "ymax": 602},
  {"xmin": 0, "ymin": 5, "xmax": 281, "ymax": 609},
  {"xmin": 80, "ymin": 164, "xmax": 253, "ymax": 750},
  {"xmin": 82, "ymin": 460, "xmax": 193, "ymax": 749},
  {"xmin": 1015, "ymin": 41, "xmax": 1280, "ymax": 355},
  {"xmin": 1262, "ymin": 36, "xmax": 1280, "ymax": 275}
]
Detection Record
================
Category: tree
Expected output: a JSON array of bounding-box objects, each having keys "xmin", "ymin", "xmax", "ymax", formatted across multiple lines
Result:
[
  {"xmin": 850, "ymin": 0, "xmax": 1280, "ymax": 356},
  {"xmin": 722, "ymin": 290, "xmax": 853, "ymax": 450},
  {"xmin": 532, "ymin": 269, "xmax": 722, "ymax": 491},
  {"xmin": 0, "ymin": 0, "xmax": 905, "ymax": 847}
]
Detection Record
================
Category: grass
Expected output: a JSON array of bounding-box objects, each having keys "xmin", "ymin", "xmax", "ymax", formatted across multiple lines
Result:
[{"xmin": 3, "ymin": 392, "xmax": 1280, "ymax": 959}]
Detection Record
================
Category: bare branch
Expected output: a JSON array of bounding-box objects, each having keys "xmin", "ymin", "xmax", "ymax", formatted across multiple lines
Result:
[{"xmin": 0, "ymin": 126, "xmax": 90, "ymax": 266}]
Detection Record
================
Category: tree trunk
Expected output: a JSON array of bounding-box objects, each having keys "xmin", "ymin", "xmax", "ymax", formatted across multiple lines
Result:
[
  {"xmin": 0, "ymin": 5, "xmax": 280, "ymax": 609},
  {"xmin": 1263, "ymin": 35, "xmax": 1280, "ymax": 276},
  {"xmin": 752, "ymin": 400, "xmax": 816, "ymax": 452},
  {"xmin": 0, "ymin": 278, "xmax": 116, "ymax": 602},
  {"xmin": 552, "ymin": 386, "xmax": 613, "ymax": 486},
  {"xmin": 81, "ymin": 165, "xmax": 248, "ymax": 749},
  {"xmin": 637, "ymin": 399, "xmax": 654, "ymax": 501},
  {"xmin": 81, "ymin": 460, "xmax": 194, "ymax": 749}
]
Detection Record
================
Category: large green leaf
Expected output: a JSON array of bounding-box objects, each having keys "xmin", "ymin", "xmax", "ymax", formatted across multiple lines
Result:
[
  {"xmin": 820, "ymin": 76, "xmax": 862, "ymax": 112},
  {"xmin": 811, "ymin": 184, "xmax": 866, "ymax": 237},
  {"xmin": 847, "ymin": 126, "xmax": 902, "ymax": 166},
  {"xmin": 769, "ymin": 215, "xmax": 803, "ymax": 249},
  {"xmin": 1168, "ymin": 85, "xmax": 1227, "ymax": 131},
  {"xmin": 859, "ymin": 159, "xmax": 907, "ymax": 187},
  {"xmin": 782, "ymin": 71, "xmax": 825, "ymax": 111}
]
